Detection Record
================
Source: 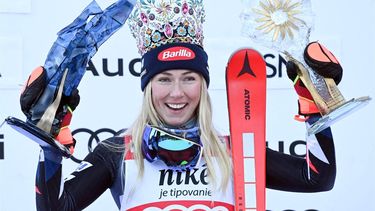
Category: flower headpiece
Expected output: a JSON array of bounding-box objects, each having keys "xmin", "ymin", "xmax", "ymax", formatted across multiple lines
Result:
[{"xmin": 128, "ymin": 0, "xmax": 206, "ymax": 56}]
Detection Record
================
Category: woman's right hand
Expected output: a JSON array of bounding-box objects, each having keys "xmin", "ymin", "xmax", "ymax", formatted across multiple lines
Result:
[{"xmin": 20, "ymin": 66, "xmax": 80, "ymax": 154}]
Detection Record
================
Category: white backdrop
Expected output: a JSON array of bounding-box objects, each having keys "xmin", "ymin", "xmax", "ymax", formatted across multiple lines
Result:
[{"xmin": 0, "ymin": 0, "xmax": 374, "ymax": 210}]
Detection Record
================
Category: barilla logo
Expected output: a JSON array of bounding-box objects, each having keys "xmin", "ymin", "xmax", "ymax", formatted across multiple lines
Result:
[{"xmin": 158, "ymin": 47, "xmax": 195, "ymax": 61}]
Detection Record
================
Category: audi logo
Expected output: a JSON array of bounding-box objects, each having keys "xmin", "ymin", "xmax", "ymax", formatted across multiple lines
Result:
[{"xmin": 70, "ymin": 128, "xmax": 125, "ymax": 163}]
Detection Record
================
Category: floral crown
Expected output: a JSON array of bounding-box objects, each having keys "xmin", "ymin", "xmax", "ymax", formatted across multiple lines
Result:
[{"xmin": 128, "ymin": 0, "xmax": 206, "ymax": 56}]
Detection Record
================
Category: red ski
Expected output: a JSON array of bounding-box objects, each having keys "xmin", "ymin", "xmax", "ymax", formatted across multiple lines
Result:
[{"xmin": 226, "ymin": 49, "xmax": 266, "ymax": 211}]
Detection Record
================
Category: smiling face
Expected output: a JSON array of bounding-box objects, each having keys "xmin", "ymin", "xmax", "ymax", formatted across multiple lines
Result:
[{"xmin": 151, "ymin": 69, "xmax": 202, "ymax": 126}]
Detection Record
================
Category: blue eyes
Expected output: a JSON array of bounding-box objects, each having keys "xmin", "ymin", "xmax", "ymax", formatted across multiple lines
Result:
[
  {"xmin": 157, "ymin": 76, "xmax": 196, "ymax": 83},
  {"xmin": 158, "ymin": 77, "xmax": 171, "ymax": 82},
  {"xmin": 185, "ymin": 77, "xmax": 196, "ymax": 81}
]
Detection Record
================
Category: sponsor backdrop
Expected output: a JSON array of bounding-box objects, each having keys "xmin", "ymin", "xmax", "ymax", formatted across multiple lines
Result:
[{"xmin": 1, "ymin": 0, "xmax": 374, "ymax": 210}]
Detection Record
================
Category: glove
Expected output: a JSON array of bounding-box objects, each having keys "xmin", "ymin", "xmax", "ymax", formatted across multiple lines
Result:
[
  {"xmin": 20, "ymin": 66, "xmax": 80, "ymax": 154},
  {"xmin": 286, "ymin": 41, "xmax": 343, "ymax": 121},
  {"xmin": 303, "ymin": 41, "xmax": 343, "ymax": 84}
]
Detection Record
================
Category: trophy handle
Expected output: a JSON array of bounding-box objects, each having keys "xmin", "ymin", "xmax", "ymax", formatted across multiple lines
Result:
[
  {"xmin": 284, "ymin": 52, "xmax": 345, "ymax": 115},
  {"xmin": 284, "ymin": 51, "xmax": 371, "ymax": 135}
]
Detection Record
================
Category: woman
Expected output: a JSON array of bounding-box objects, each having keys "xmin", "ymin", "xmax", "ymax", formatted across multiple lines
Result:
[{"xmin": 24, "ymin": 0, "xmax": 337, "ymax": 210}]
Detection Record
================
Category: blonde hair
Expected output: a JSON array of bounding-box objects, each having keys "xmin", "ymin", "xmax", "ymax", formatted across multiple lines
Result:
[{"xmin": 125, "ymin": 78, "xmax": 232, "ymax": 191}]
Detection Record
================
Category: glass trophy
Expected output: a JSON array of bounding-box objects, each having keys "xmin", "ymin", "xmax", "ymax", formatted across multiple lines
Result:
[
  {"xmin": 1, "ymin": 0, "xmax": 136, "ymax": 157},
  {"xmin": 240, "ymin": 0, "xmax": 371, "ymax": 135}
]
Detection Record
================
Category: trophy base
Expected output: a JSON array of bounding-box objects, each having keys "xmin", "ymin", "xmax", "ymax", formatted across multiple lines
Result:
[
  {"xmin": 3, "ymin": 116, "xmax": 71, "ymax": 157},
  {"xmin": 308, "ymin": 96, "xmax": 371, "ymax": 135}
]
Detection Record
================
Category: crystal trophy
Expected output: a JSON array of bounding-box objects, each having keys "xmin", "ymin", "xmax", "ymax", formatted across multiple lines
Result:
[
  {"xmin": 1, "ymin": 0, "xmax": 136, "ymax": 156},
  {"xmin": 240, "ymin": 0, "xmax": 371, "ymax": 135}
]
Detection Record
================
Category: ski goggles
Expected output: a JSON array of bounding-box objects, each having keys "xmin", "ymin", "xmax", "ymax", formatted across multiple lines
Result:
[{"xmin": 142, "ymin": 124, "xmax": 203, "ymax": 168}]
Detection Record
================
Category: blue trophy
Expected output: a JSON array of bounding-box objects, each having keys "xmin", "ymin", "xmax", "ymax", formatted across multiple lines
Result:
[{"xmin": 3, "ymin": 0, "xmax": 135, "ymax": 157}]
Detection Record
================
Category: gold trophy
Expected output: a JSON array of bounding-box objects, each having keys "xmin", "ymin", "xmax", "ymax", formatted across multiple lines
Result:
[
  {"xmin": 284, "ymin": 51, "xmax": 371, "ymax": 135},
  {"xmin": 240, "ymin": 0, "xmax": 371, "ymax": 134}
]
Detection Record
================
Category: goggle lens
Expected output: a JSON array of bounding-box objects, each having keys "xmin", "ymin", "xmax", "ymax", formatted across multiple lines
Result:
[{"xmin": 143, "ymin": 125, "xmax": 202, "ymax": 168}]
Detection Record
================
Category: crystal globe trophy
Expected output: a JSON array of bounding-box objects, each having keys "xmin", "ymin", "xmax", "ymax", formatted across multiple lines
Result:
[{"xmin": 240, "ymin": 0, "xmax": 371, "ymax": 135}]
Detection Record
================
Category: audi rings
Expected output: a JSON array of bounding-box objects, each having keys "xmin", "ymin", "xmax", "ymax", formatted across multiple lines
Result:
[{"xmin": 70, "ymin": 128, "xmax": 124, "ymax": 163}]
